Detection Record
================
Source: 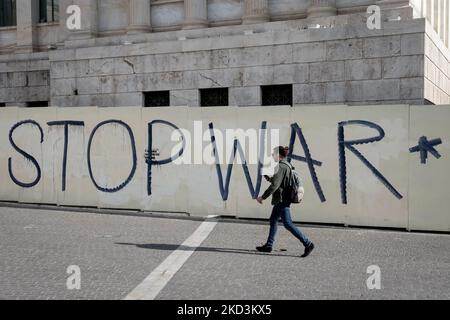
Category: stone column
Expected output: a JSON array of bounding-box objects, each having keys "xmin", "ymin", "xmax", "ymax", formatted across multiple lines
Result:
[
  {"xmin": 242, "ymin": 0, "xmax": 269, "ymax": 25},
  {"xmin": 127, "ymin": 0, "xmax": 152, "ymax": 34},
  {"xmin": 16, "ymin": 0, "xmax": 39, "ymax": 53},
  {"xmin": 183, "ymin": 0, "xmax": 208, "ymax": 30},
  {"xmin": 438, "ymin": 0, "xmax": 445, "ymax": 40},
  {"xmin": 307, "ymin": 0, "xmax": 337, "ymax": 19},
  {"xmin": 68, "ymin": 0, "xmax": 98, "ymax": 40},
  {"xmin": 445, "ymin": 0, "xmax": 450, "ymax": 47}
]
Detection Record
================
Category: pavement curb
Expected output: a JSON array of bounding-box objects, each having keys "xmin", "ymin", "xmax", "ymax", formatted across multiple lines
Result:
[{"xmin": 1, "ymin": 200, "xmax": 450, "ymax": 236}]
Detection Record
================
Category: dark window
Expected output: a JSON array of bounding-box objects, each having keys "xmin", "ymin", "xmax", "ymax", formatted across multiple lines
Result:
[
  {"xmin": 27, "ymin": 101, "xmax": 49, "ymax": 108},
  {"xmin": 39, "ymin": 0, "xmax": 59, "ymax": 23},
  {"xmin": 200, "ymin": 88, "xmax": 228, "ymax": 107},
  {"xmin": 144, "ymin": 91, "xmax": 170, "ymax": 107},
  {"xmin": 0, "ymin": 0, "xmax": 16, "ymax": 27},
  {"xmin": 261, "ymin": 84, "xmax": 293, "ymax": 106},
  {"xmin": 0, "ymin": 103, "xmax": 6, "ymax": 107}
]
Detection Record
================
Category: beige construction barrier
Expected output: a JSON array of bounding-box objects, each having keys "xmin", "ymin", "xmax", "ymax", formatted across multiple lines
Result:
[{"xmin": 0, "ymin": 105, "xmax": 449, "ymax": 232}]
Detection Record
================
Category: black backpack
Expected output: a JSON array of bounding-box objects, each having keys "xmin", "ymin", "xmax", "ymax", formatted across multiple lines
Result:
[{"xmin": 280, "ymin": 162, "xmax": 304, "ymax": 204}]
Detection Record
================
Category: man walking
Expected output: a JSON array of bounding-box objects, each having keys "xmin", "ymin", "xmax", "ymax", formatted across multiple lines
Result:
[{"xmin": 256, "ymin": 146, "xmax": 315, "ymax": 258}]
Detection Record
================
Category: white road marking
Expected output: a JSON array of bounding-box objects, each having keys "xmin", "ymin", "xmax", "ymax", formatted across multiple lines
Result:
[{"xmin": 124, "ymin": 216, "xmax": 218, "ymax": 300}]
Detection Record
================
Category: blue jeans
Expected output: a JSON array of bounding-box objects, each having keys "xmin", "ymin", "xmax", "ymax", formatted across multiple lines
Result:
[{"xmin": 266, "ymin": 203, "xmax": 311, "ymax": 248}]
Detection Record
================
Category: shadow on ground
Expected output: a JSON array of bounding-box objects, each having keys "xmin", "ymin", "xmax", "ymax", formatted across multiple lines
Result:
[{"xmin": 115, "ymin": 242, "xmax": 302, "ymax": 258}]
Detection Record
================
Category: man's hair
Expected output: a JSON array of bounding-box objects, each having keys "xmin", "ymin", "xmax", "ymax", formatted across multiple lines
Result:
[{"xmin": 274, "ymin": 146, "xmax": 289, "ymax": 158}]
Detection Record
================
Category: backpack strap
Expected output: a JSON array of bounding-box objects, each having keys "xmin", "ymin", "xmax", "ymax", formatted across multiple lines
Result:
[
  {"xmin": 279, "ymin": 161, "xmax": 294, "ymax": 170},
  {"xmin": 279, "ymin": 161, "xmax": 293, "ymax": 186}
]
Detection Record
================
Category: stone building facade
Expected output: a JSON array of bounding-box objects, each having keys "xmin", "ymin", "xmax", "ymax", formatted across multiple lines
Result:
[{"xmin": 0, "ymin": 0, "xmax": 449, "ymax": 108}]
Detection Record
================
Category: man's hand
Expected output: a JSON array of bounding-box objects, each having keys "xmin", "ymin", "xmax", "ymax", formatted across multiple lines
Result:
[{"xmin": 256, "ymin": 196, "xmax": 263, "ymax": 204}]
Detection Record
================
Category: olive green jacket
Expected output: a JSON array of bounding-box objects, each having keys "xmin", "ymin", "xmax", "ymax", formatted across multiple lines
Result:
[{"xmin": 261, "ymin": 159, "xmax": 292, "ymax": 205}]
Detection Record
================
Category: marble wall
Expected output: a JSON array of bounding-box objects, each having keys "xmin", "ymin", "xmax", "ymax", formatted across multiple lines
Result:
[
  {"xmin": 0, "ymin": 1, "xmax": 449, "ymax": 107},
  {"xmin": 45, "ymin": 17, "xmax": 434, "ymax": 107}
]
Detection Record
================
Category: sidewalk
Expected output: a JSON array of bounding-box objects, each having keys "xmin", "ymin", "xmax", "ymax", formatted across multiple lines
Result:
[{"xmin": 0, "ymin": 206, "xmax": 449, "ymax": 299}]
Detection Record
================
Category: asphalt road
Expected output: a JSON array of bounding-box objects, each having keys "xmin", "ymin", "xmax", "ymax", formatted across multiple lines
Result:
[{"xmin": 0, "ymin": 205, "xmax": 449, "ymax": 300}]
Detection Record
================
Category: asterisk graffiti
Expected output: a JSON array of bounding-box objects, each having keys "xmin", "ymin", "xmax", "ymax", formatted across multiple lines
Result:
[{"xmin": 409, "ymin": 136, "xmax": 443, "ymax": 164}]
